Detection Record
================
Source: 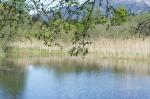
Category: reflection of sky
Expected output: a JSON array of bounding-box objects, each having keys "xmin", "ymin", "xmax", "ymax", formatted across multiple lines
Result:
[
  {"xmin": 13, "ymin": 65, "xmax": 150, "ymax": 99},
  {"xmin": 0, "ymin": 89, "xmax": 7, "ymax": 99}
]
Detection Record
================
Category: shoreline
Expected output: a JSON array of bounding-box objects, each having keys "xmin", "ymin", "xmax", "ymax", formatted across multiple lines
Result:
[
  {"xmin": 1, "ymin": 56, "xmax": 150, "ymax": 75},
  {"xmin": 3, "ymin": 37, "xmax": 150, "ymax": 60}
]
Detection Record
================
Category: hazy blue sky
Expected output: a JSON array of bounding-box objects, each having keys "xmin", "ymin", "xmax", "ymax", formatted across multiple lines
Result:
[
  {"xmin": 112, "ymin": 0, "xmax": 150, "ymax": 5},
  {"xmin": 29, "ymin": 0, "xmax": 150, "ymax": 14},
  {"xmin": 39, "ymin": 0, "xmax": 150, "ymax": 5},
  {"xmin": 29, "ymin": 0, "xmax": 85, "ymax": 14},
  {"xmin": 41, "ymin": 0, "xmax": 150, "ymax": 6}
]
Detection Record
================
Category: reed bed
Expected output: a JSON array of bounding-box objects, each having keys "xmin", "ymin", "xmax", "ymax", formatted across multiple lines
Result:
[
  {"xmin": 88, "ymin": 38, "xmax": 150, "ymax": 60},
  {"xmin": 7, "ymin": 37, "xmax": 150, "ymax": 60}
]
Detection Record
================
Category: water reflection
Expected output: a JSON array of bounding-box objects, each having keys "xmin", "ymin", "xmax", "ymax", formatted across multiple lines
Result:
[
  {"xmin": 0, "ymin": 59, "xmax": 27, "ymax": 99},
  {"xmin": 0, "ymin": 57, "xmax": 150, "ymax": 99},
  {"xmin": 7, "ymin": 57, "xmax": 150, "ymax": 75}
]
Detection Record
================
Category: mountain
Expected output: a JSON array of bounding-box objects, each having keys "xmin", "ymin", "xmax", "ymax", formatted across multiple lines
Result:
[
  {"xmin": 94, "ymin": 0, "xmax": 150, "ymax": 14},
  {"xmin": 112, "ymin": 0, "xmax": 150, "ymax": 14},
  {"xmin": 33, "ymin": 0, "xmax": 150, "ymax": 21}
]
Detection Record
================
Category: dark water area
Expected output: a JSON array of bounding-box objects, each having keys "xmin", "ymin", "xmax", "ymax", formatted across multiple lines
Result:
[{"xmin": 0, "ymin": 58, "xmax": 150, "ymax": 99}]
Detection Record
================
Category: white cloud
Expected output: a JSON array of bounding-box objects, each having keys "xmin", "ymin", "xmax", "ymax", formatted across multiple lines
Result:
[
  {"xmin": 144, "ymin": 0, "xmax": 150, "ymax": 6},
  {"xmin": 134, "ymin": 0, "xmax": 150, "ymax": 6},
  {"xmin": 117, "ymin": 0, "xmax": 150, "ymax": 6}
]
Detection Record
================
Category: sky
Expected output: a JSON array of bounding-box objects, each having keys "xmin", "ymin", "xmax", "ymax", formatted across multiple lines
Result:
[
  {"xmin": 136, "ymin": 0, "xmax": 150, "ymax": 6},
  {"xmin": 39, "ymin": 0, "xmax": 150, "ymax": 6},
  {"xmin": 29, "ymin": 0, "xmax": 150, "ymax": 14},
  {"xmin": 28, "ymin": 0, "xmax": 86, "ymax": 14},
  {"xmin": 113, "ymin": 0, "xmax": 150, "ymax": 6}
]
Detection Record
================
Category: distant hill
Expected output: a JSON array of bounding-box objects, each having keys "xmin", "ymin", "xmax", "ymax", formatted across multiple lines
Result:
[
  {"xmin": 33, "ymin": 0, "xmax": 150, "ymax": 21},
  {"xmin": 97, "ymin": 0, "xmax": 150, "ymax": 14},
  {"xmin": 111, "ymin": 0, "xmax": 150, "ymax": 14}
]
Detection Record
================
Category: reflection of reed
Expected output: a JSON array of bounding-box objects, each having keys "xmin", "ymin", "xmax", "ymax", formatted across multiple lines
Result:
[
  {"xmin": 0, "ymin": 60, "xmax": 27, "ymax": 97},
  {"xmin": 0, "ymin": 59, "xmax": 26, "ymax": 71},
  {"xmin": 5, "ymin": 56, "xmax": 150, "ymax": 75}
]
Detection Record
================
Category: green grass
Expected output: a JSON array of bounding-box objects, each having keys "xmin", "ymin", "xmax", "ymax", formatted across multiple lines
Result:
[{"xmin": 89, "ymin": 13, "xmax": 150, "ymax": 39}]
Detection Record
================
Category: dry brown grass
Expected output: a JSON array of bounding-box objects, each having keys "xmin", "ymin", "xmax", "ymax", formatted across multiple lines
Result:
[
  {"xmin": 8, "ymin": 37, "xmax": 150, "ymax": 60},
  {"xmin": 88, "ymin": 38, "xmax": 150, "ymax": 60}
]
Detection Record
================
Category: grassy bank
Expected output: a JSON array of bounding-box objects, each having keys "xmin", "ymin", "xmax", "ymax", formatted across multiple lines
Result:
[
  {"xmin": 4, "ymin": 37, "xmax": 150, "ymax": 60},
  {"xmin": 1, "ymin": 13, "xmax": 150, "ymax": 60}
]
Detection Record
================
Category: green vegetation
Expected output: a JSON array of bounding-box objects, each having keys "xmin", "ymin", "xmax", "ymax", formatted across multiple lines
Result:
[
  {"xmin": 0, "ymin": 0, "xmax": 150, "ymax": 58},
  {"xmin": 111, "ymin": 6, "xmax": 128, "ymax": 26}
]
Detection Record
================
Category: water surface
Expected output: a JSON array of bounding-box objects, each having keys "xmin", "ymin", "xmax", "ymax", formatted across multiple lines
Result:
[{"xmin": 0, "ymin": 58, "xmax": 150, "ymax": 99}]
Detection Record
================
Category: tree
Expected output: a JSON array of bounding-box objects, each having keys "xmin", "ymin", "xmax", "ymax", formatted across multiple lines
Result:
[
  {"xmin": 111, "ymin": 6, "xmax": 128, "ymax": 26},
  {"xmin": 132, "ymin": 19, "xmax": 150, "ymax": 37},
  {"xmin": 92, "ymin": 7, "xmax": 107, "ymax": 24},
  {"xmin": 0, "ymin": 0, "xmax": 116, "ymax": 57}
]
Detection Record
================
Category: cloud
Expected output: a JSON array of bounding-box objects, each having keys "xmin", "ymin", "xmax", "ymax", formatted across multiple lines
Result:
[
  {"xmin": 117, "ymin": 0, "xmax": 150, "ymax": 6},
  {"xmin": 134, "ymin": 0, "xmax": 150, "ymax": 6},
  {"xmin": 143, "ymin": 0, "xmax": 150, "ymax": 6}
]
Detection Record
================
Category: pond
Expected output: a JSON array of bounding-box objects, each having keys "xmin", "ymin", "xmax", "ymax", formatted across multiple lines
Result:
[{"xmin": 0, "ymin": 58, "xmax": 150, "ymax": 99}]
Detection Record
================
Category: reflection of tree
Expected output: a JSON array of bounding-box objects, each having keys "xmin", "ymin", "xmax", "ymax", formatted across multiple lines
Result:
[
  {"xmin": 0, "ymin": 59, "xmax": 27, "ymax": 97},
  {"xmin": 42, "ymin": 63, "xmax": 101, "ymax": 77}
]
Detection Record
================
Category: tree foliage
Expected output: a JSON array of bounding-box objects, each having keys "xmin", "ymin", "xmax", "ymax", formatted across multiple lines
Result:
[
  {"xmin": 131, "ymin": 19, "xmax": 150, "ymax": 37},
  {"xmin": 111, "ymin": 6, "xmax": 128, "ymax": 26},
  {"xmin": 0, "ymin": 0, "xmax": 131, "ymax": 57},
  {"xmin": 0, "ymin": 0, "xmax": 98, "ymax": 57}
]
